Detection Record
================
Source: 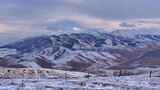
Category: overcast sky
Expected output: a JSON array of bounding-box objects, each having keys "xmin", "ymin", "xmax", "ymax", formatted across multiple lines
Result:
[{"xmin": 0, "ymin": 0, "xmax": 160, "ymax": 45}]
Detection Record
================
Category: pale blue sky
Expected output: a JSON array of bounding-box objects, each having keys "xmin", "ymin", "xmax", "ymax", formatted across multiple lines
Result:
[{"xmin": 0, "ymin": 0, "xmax": 160, "ymax": 45}]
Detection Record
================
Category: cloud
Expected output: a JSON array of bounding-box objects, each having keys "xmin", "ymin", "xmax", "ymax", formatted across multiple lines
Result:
[
  {"xmin": 0, "ymin": 23, "xmax": 10, "ymax": 33},
  {"xmin": 0, "ymin": 0, "xmax": 160, "ymax": 45},
  {"xmin": 46, "ymin": 15, "xmax": 121, "ymax": 32},
  {"xmin": 119, "ymin": 22, "xmax": 136, "ymax": 28},
  {"xmin": 117, "ymin": 19, "xmax": 160, "ymax": 31},
  {"xmin": 1, "ymin": 0, "xmax": 160, "ymax": 21},
  {"xmin": 46, "ymin": 19, "xmax": 84, "ymax": 33},
  {"xmin": 64, "ymin": 0, "xmax": 85, "ymax": 4}
]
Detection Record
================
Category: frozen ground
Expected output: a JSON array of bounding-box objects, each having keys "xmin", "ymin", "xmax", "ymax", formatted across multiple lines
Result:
[{"xmin": 0, "ymin": 76, "xmax": 160, "ymax": 90}]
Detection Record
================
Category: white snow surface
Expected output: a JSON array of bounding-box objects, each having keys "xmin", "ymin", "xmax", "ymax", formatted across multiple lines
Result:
[
  {"xmin": 0, "ymin": 48, "xmax": 17, "ymax": 57},
  {"xmin": 0, "ymin": 76, "xmax": 160, "ymax": 90}
]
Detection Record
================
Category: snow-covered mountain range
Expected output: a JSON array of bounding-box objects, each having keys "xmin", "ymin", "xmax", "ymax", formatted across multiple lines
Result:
[{"xmin": 0, "ymin": 31, "xmax": 160, "ymax": 72}]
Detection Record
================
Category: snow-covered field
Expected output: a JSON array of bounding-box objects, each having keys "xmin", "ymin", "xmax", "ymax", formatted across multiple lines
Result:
[
  {"xmin": 0, "ymin": 76, "xmax": 160, "ymax": 90},
  {"xmin": 0, "ymin": 68, "xmax": 160, "ymax": 90}
]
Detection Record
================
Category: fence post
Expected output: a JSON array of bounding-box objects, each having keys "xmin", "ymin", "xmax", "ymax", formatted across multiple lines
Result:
[
  {"xmin": 65, "ymin": 71, "xmax": 67, "ymax": 81},
  {"xmin": 149, "ymin": 71, "xmax": 152, "ymax": 78},
  {"xmin": 87, "ymin": 72, "xmax": 90, "ymax": 79},
  {"xmin": 119, "ymin": 70, "xmax": 122, "ymax": 77},
  {"xmin": 19, "ymin": 79, "xmax": 25, "ymax": 90}
]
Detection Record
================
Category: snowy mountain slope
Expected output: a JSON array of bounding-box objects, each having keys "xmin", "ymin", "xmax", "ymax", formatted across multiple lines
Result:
[
  {"xmin": 112, "ymin": 29, "xmax": 160, "ymax": 38},
  {"xmin": 0, "ymin": 32, "xmax": 160, "ymax": 72},
  {"xmin": 0, "ymin": 48, "xmax": 17, "ymax": 57}
]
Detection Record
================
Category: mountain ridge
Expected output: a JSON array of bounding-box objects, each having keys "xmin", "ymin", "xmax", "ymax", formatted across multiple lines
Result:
[{"xmin": 0, "ymin": 32, "xmax": 160, "ymax": 73}]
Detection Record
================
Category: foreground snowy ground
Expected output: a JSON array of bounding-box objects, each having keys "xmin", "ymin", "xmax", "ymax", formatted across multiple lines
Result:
[{"xmin": 0, "ymin": 76, "xmax": 160, "ymax": 90}]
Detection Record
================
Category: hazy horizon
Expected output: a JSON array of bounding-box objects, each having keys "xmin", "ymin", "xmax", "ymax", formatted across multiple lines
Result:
[{"xmin": 0, "ymin": 0, "xmax": 160, "ymax": 45}]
